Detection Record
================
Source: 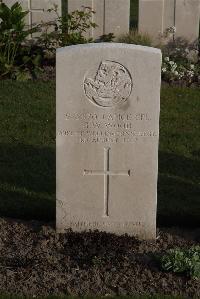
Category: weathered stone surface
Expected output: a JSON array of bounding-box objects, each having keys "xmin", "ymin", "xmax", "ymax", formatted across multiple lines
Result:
[
  {"xmin": 139, "ymin": 0, "xmax": 200, "ymax": 43},
  {"xmin": 104, "ymin": 0, "xmax": 130, "ymax": 38},
  {"xmin": 56, "ymin": 43, "xmax": 161, "ymax": 240},
  {"xmin": 175, "ymin": 0, "xmax": 200, "ymax": 42},
  {"xmin": 139, "ymin": 0, "xmax": 164, "ymax": 40},
  {"xmin": 68, "ymin": 0, "xmax": 130, "ymax": 39}
]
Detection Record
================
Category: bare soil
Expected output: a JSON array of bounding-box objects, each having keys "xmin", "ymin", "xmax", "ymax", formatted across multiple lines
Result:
[{"xmin": 0, "ymin": 217, "xmax": 199, "ymax": 298}]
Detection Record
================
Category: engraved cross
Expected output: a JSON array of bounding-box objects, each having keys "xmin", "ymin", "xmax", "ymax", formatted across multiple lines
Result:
[{"xmin": 83, "ymin": 147, "xmax": 130, "ymax": 217}]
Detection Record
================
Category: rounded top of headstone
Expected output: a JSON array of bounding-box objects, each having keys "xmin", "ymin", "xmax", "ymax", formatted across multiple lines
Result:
[{"xmin": 56, "ymin": 43, "xmax": 162, "ymax": 56}]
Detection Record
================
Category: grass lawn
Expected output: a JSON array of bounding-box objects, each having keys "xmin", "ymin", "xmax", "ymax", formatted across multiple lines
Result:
[
  {"xmin": 158, "ymin": 87, "xmax": 200, "ymax": 226},
  {"xmin": 0, "ymin": 81, "xmax": 55, "ymax": 221},
  {"xmin": 0, "ymin": 80, "xmax": 199, "ymax": 226}
]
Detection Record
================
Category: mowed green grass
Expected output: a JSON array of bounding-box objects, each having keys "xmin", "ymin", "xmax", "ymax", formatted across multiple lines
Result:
[
  {"xmin": 158, "ymin": 87, "xmax": 200, "ymax": 226},
  {"xmin": 0, "ymin": 80, "xmax": 199, "ymax": 226},
  {"xmin": 0, "ymin": 81, "xmax": 55, "ymax": 221}
]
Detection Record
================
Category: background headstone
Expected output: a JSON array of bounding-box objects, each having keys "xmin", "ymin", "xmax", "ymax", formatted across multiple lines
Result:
[
  {"xmin": 68, "ymin": 0, "xmax": 130, "ymax": 39},
  {"xmin": 174, "ymin": 0, "xmax": 200, "ymax": 42},
  {"xmin": 139, "ymin": 0, "xmax": 164, "ymax": 41},
  {"xmin": 139, "ymin": 0, "xmax": 200, "ymax": 43},
  {"xmin": 56, "ymin": 43, "xmax": 161, "ymax": 240}
]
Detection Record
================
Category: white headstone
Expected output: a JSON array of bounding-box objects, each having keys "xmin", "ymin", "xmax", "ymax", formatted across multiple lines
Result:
[
  {"xmin": 139, "ymin": 0, "xmax": 164, "ymax": 41},
  {"xmin": 56, "ymin": 43, "xmax": 161, "ymax": 240},
  {"xmin": 175, "ymin": 0, "xmax": 200, "ymax": 42},
  {"xmin": 68, "ymin": 0, "xmax": 130, "ymax": 39},
  {"xmin": 139, "ymin": 0, "xmax": 200, "ymax": 43}
]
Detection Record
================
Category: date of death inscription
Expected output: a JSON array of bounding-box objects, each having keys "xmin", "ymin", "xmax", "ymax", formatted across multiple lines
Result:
[{"xmin": 57, "ymin": 112, "xmax": 158, "ymax": 144}]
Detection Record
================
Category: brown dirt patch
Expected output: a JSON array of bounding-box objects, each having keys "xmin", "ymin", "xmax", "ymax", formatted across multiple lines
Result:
[{"xmin": 0, "ymin": 217, "xmax": 199, "ymax": 297}]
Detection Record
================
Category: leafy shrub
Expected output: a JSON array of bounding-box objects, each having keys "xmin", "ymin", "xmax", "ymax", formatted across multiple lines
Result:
[
  {"xmin": 0, "ymin": 2, "xmax": 98, "ymax": 80},
  {"xmin": 117, "ymin": 29, "xmax": 153, "ymax": 47},
  {"xmin": 0, "ymin": 2, "xmax": 42, "ymax": 80},
  {"xmin": 160, "ymin": 246, "xmax": 200, "ymax": 279},
  {"xmin": 162, "ymin": 56, "xmax": 200, "ymax": 85},
  {"xmin": 160, "ymin": 37, "xmax": 200, "ymax": 85},
  {"xmin": 161, "ymin": 37, "xmax": 199, "ymax": 64},
  {"xmin": 38, "ymin": 5, "xmax": 97, "ymax": 51},
  {"xmin": 97, "ymin": 33, "xmax": 115, "ymax": 42}
]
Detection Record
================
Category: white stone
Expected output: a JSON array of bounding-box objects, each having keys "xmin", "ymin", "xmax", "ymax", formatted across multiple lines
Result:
[
  {"xmin": 175, "ymin": 0, "xmax": 200, "ymax": 42},
  {"xmin": 56, "ymin": 43, "xmax": 161, "ymax": 240},
  {"xmin": 139, "ymin": 0, "xmax": 200, "ymax": 43},
  {"xmin": 68, "ymin": 0, "xmax": 130, "ymax": 39},
  {"xmin": 139, "ymin": 0, "xmax": 165, "ymax": 40}
]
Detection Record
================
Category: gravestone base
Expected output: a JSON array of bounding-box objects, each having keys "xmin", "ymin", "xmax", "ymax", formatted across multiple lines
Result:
[{"xmin": 56, "ymin": 219, "xmax": 156, "ymax": 240}]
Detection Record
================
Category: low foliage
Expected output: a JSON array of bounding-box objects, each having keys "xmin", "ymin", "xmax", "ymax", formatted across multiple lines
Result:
[
  {"xmin": 38, "ymin": 5, "xmax": 97, "ymax": 50},
  {"xmin": 0, "ymin": 2, "xmax": 42, "ymax": 80},
  {"xmin": 0, "ymin": 2, "xmax": 98, "ymax": 80},
  {"xmin": 160, "ymin": 246, "xmax": 200, "ymax": 279},
  {"xmin": 161, "ymin": 37, "xmax": 200, "ymax": 86},
  {"xmin": 117, "ymin": 29, "xmax": 152, "ymax": 47},
  {"xmin": 162, "ymin": 56, "xmax": 199, "ymax": 85},
  {"xmin": 97, "ymin": 32, "xmax": 115, "ymax": 42}
]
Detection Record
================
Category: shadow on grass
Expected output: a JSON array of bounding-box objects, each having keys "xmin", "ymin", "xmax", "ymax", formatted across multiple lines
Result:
[
  {"xmin": 0, "ymin": 144, "xmax": 199, "ymax": 227},
  {"xmin": 158, "ymin": 151, "xmax": 200, "ymax": 227},
  {"xmin": 0, "ymin": 143, "xmax": 55, "ymax": 221}
]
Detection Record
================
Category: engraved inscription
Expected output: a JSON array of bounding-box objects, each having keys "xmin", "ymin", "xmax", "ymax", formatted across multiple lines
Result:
[
  {"xmin": 83, "ymin": 147, "xmax": 130, "ymax": 217},
  {"xmin": 65, "ymin": 112, "xmax": 151, "ymax": 121},
  {"xmin": 58, "ymin": 129, "xmax": 157, "ymax": 144},
  {"xmin": 57, "ymin": 111, "xmax": 157, "ymax": 144},
  {"xmin": 84, "ymin": 61, "xmax": 133, "ymax": 108},
  {"xmin": 64, "ymin": 221, "xmax": 144, "ymax": 229}
]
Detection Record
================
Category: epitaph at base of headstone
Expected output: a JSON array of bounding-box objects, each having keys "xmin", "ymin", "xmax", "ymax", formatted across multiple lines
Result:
[{"xmin": 56, "ymin": 43, "xmax": 161, "ymax": 240}]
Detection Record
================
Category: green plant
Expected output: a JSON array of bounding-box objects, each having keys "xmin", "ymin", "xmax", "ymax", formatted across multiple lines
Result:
[
  {"xmin": 0, "ymin": 2, "xmax": 41, "ymax": 80},
  {"xmin": 160, "ymin": 246, "xmax": 200, "ymax": 279},
  {"xmin": 161, "ymin": 37, "xmax": 199, "ymax": 64},
  {"xmin": 0, "ymin": 1, "xmax": 28, "ymax": 32},
  {"xmin": 39, "ymin": 5, "xmax": 97, "ymax": 51},
  {"xmin": 92, "ymin": 255, "xmax": 103, "ymax": 266},
  {"xmin": 117, "ymin": 29, "xmax": 152, "ymax": 46},
  {"xmin": 162, "ymin": 56, "xmax": 200, "ymax": 85},
  {"xmin": 97, "ymin": 32, "xmax": 115, "ymax": 42},
  {"xmin": 160, "ymin": 37, "xmax": 200, "ymax": 85}
]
